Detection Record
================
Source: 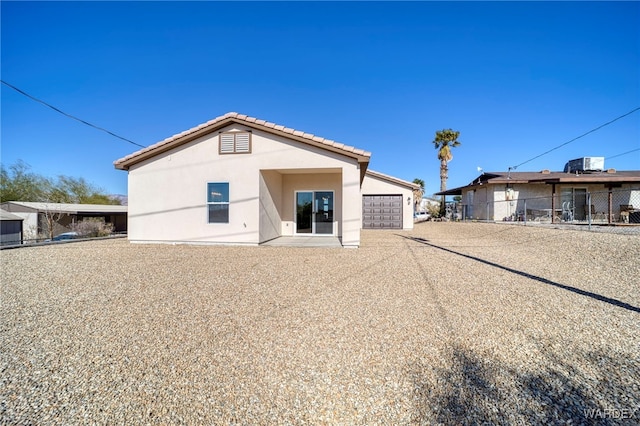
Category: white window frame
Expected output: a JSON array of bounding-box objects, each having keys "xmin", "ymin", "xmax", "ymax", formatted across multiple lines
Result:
[
  {"xmin": 207, "ymin": 182, "xmax": 230, "ymax": 224},
  {"xmin": 294, "ymin": 190, "xmax": 335, "ymax": 236}
]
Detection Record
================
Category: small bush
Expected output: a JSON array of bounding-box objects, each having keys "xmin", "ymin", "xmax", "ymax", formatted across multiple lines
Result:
[
  {"xmin": 71, "ymin": 218, "xmax": 114, "ymax": 238},
  {"xmin": 426, "ymin": 202, "xmax": 442, "ymax": 218}
]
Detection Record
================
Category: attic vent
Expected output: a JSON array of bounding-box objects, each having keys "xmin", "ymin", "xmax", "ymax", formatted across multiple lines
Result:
[
  {"xmin": 219, "ymin": 132, "xmax": 252, "ymax": 154},
  {"xmin": 541, "ymin": 169, "xmax": 551, "ymax": 174},
  {"xmin": 220, "ymin": 134, "xmax": 235, "ymax": 153},
  {"xmin": 607, "ymin": 168, "xmax": 616, "ymax": 174},
  {"xmin": 235, "ymin": 133, "xmax": 250, "ymax": 152}
]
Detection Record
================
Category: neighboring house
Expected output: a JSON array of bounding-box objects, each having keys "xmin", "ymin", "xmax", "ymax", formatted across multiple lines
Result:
[
  {"xmin": 114, "ymin": 112, "xmax": 418, "ymax": 247},
  {"xmin": 1, "ymin": 209, "xmax": 24, "ymax": 246},
  {"xmin": 0, "ymin": 201, "xmax": 128, "ymax": 241},
  {"xmin": 437, "ymin": 167, "xmax": 640, "ymax": 223}
]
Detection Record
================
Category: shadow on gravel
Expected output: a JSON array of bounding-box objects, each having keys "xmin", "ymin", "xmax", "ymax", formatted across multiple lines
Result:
[
  {"xmin": 407, "ymin": 344, "xmax": 640, "ymax": 424},
  {"xmin": 399, "ymin": 235, "xmax": 640, "ymax": 314}
]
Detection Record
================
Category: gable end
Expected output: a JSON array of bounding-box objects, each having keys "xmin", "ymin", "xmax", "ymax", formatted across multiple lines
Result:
[{"xmin": 114, "ymin": 112, "xmax": 371, "ymax": 170}]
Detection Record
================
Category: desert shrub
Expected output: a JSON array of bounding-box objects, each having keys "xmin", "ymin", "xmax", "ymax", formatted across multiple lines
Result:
[
  {"xmin": 71, "ymin": 218, "xmax": 114, "ymax": 238},
  {"xmin": 426, "ymin": 202, "xmax": 442, "ymax": 218}
]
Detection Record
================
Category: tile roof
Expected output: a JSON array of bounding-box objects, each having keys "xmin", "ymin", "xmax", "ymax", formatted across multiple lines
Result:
[
  {"xmin": 114, "ymin": 112, "xmax": 372, "ymax": 170},
  {"xmin": 366, "ymin": 170, "xmax": 421, "ymax": 190}
]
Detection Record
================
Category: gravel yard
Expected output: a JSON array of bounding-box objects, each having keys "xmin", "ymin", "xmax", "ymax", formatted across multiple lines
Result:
[{"xmin": 2, "ymin": 222, "xmax": 639, "ymax": 424}]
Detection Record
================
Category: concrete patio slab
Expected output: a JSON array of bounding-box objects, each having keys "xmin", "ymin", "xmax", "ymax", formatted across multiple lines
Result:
[{"xmin": 261, "ymin": 236, "xmax": 342, "ymax": 248}]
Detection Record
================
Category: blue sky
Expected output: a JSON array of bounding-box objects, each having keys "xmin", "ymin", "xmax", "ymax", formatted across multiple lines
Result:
[{"xmin": 2, "ymin": 1, "xmax": 639, "ymax": 197}]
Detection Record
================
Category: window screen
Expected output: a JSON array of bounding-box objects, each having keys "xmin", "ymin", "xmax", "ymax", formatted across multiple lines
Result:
[{"xmin": 207, "ymin": 182, "xmax": 229, "ymax": 223}]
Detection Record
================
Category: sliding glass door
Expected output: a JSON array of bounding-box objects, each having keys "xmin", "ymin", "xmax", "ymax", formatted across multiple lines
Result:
[
  {"xmin": 296, "ymin": 192, "xmax": 313, "ymax": 233},
  {"xmin": 296, "ymin": 191, "xmax": 334, "ymax": 235}
]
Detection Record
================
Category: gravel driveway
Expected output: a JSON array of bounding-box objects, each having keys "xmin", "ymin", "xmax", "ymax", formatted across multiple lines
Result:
[{"xmin": 2, "ymin": 223, "xmax": 639, "ymax": 424}]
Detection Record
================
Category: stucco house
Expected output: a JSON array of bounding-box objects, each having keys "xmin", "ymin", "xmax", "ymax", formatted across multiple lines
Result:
[
  {"xmin": 0, "ymin": 201, "xmax": 128, "ymax": 241},
  {"xmin": 437, "ymin": 167, "xmax": 640, "ymax": 223},
  {"xmin": 114, "ymin": 112, "xmax": 418, "ymax": 247}
]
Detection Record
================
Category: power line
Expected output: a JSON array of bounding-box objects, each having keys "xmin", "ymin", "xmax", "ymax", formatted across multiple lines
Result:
[
  {"xmin": 510, "ymin": 106, "xmax": 640, "ymax": 170},
  {"xmin": 1, "ymin": 80, "xmax": 146, "ymax": 148},
  {"xmin": 606, "ymin": 147, "xmax": 640, "ymax": 160}
]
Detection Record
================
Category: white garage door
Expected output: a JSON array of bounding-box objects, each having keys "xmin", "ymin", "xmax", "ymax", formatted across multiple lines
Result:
[{"xmin": 362, "ymin": 195, "xmax": 403, "ymax": 229}]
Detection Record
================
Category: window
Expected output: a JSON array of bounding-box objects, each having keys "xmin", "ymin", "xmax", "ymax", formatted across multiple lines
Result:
[
  {"xmin": 207, "ymin": 183, "xmax": 229, "ymax": 223},
  {"xmin": 219, "ymin": 132, "xmax": 251, "ymax": 154}
]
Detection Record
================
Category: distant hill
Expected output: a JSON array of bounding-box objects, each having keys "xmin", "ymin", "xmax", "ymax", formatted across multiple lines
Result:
[{"xmin": 110, "ymin": 194, "xmax": 128, "ymax": 205}]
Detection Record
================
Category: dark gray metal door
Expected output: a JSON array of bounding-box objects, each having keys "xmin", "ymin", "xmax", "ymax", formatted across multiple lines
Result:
[{"xmin": 362, "ymin": 195, "xmax": 403, "ymax": 229}]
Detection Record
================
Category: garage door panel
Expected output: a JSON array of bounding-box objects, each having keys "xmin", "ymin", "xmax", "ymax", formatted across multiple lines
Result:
[{"xmin": 362, "ymin": 195, "xmax": 403, "ymax": 229}]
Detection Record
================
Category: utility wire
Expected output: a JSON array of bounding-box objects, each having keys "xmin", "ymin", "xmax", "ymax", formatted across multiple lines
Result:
[
  {"xmin": 606, "ymin": 147, "xmax": 640, "ymax": 160},
  {"xmin": 510, "ymin": 106, "xmax": 640, "ymax": 170},
  {"xmin": 1, "ymin": 80, "xmax": 146, "ymax": 148}
]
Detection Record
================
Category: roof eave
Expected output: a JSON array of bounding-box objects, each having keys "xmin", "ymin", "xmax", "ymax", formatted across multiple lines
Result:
[
  {"xmin": 365, "ymin": 169, "xmax": 420, "ymax": 190},
  {"xmin": 529, "ymin": 176, "xmax": 640, "ymax": 184},
  {"xmin": 114, "ymin": 115, "xmax": 372, "ymax": 170},
  {"xmin": 434, "ymin": 187, "xmax": 465, "ymax": 196},
  {"xmin": 114, "ymin": 116, "xmax": 238, "ymax": 170}
]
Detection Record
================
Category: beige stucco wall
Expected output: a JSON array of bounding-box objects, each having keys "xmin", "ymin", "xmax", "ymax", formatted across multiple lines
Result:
[
  {"xmin": 280, "ymin": 172, "xmax": 342, "ymax": 237},
  {"xmin": 258, "ymin": 170, "xmax": 283, "ymax": 243},
  {"xmin": 127, "ymin": 124, "xmax": 363, "ymax": 246},
  {"xmin": 361, "ymin": 174, "xmax": 414, "ymax": 230}
]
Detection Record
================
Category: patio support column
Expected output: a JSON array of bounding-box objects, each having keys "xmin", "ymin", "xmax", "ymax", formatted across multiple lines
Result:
[
  {"xmin": 341, "ymin": 165, "xmax": 361, "ymax": 248},
  {"xmin": 551, "ymin": 183, "xmax": 557, "ymax": 223},
  {"xmin": 608, "ymin": 187, "xmax": 613, "ymax": 224}
]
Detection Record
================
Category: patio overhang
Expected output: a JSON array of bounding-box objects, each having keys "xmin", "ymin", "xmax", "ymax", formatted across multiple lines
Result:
[{"xmin": 434, "ymin": 187, "xmax": 464, "ymax": 196}]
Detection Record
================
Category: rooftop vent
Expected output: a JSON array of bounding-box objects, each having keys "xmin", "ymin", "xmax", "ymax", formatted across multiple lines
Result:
[
  {"xmin": 541, "ymin": 169, "xmax": 551, "ymax": 174},
  {"xmin": 563, "ymin": 157, "xmax": 605, "ymax": 173}
]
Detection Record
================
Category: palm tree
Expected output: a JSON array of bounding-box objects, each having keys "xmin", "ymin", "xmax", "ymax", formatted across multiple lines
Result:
[
  {"xmin": 412, "ymin": 178, "xmax": 425, "ymax": 213},
  {"xmin": 432, "ymin": 129, "xmax": 461, "ymax": 214}
]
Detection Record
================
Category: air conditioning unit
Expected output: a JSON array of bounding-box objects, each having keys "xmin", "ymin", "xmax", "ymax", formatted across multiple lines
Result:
[{"xmin": 563, "ymin": 157, "xmax": 605, "ymax": 173}]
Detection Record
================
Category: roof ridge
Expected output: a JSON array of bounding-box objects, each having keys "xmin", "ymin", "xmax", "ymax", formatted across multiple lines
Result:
[{"xmin": 114, "ymin": 112, "xmax": 371, "ymax": 169}]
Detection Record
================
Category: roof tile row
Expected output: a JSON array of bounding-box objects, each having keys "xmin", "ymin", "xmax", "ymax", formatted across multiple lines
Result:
[{"xmin": 115, "ymin": 112, "xmax": 371, "ymax": 168}]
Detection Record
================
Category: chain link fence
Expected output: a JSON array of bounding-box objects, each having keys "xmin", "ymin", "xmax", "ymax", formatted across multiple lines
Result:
[{"xmin": 456, "ymin": 187, "xmax": 640, "ymax": 227}]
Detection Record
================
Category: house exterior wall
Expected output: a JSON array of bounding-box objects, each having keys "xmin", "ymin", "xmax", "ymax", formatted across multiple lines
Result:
[
  {"xmin": 462, "ymin": 184, "xmax": 552, "ymax": 220},
  {"xmin": 280, "ymin": 172, "xmax": 343, "ymax": 237},
  {"xmin": 127, "ymin": 124, "xmax": 362, "ymax": 245},
  {"xmin": 463, "ymin": 182, "xmax": 640, "ymax": 221},
  {"xmin": 361, "ymin": 174, "xmax": 414, "ymax": 229},
  {"xmin": 622, "ymin": 186, "xmax": 640, "ymax": 210},
  {"xmin": 556, "ymin": 183, "xmax": 640, "ymax": 220},
  {"xmin": 492, "ymin": 184, "xmax": 552, "ymax": 221},
  {"xmin": 341, "ymin": 166, "xmax": 363, "ymax": 247},
  {"xmin": 258, "ymin": 170, "xmax": 283, "ymax": 243},
  {"xmin": 462, "ymin": 186, "xmax": 489, "ymax": 220},
  {"xmin": 13, "ymin": 213, "xmax": 37, "ymax": 240},
  {"xmin": 1, "ymin": 202, "xmax": 127, "ymax": 239},
  {"xmin": 0, "ymin": 203, "xmax": 38, "ymax": 240}
]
